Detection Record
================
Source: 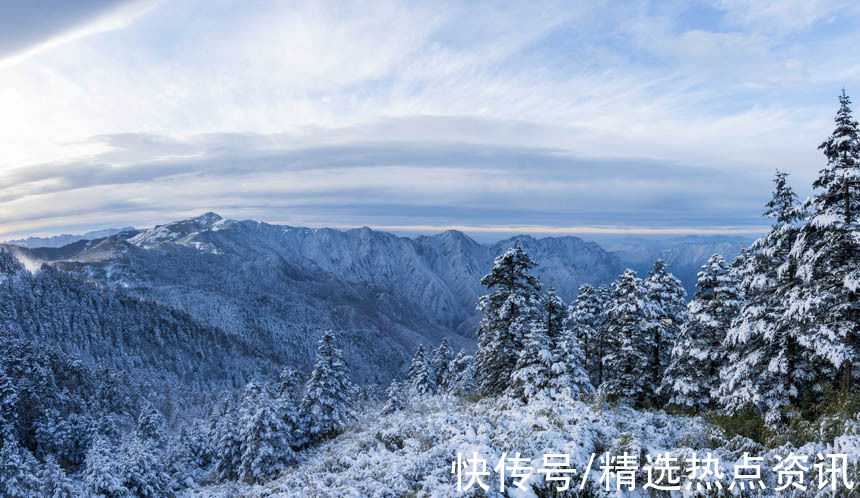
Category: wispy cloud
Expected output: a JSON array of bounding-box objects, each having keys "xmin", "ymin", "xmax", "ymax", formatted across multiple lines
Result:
[{"xmin": 0, "ymin": 0, "xmax": 857, "ymax": 238}]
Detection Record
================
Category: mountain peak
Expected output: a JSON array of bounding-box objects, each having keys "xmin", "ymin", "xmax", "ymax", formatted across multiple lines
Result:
[{"xmin": 191, "ymin": 212, "xmax": 223, "ymax": 227}]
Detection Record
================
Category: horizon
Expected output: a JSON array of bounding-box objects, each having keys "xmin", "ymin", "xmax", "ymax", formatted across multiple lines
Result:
[{"xmin": 2, "ymin": 210, "xmax": 761, "ymax": 246}]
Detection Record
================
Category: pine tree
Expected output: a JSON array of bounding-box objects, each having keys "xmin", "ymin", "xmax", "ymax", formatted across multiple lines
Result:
[
  {"xmin": 135, "ymin": 402, "xmax": 169, "ymax": 451},
  {"xmin": 565, "ymin": 284, "xmax": 602, "ymax": 386},
  {"xmin": 508, "ymin": 320, "xmax": 554, "ymax": 401},
  {"xmin": 83, "ymin": 435, "xmax": 127, "ymax": 497},
  {"xmin": 644, "ymin": 259, "xmax": 687, "ymax": 397},
  {"xmin": 407, "ymin": 344, "xmax": 435, "ymax": 396},
  {"xmin": 597, "ymin": 284, "xmax": 613, "ymax": 386},
  {"xmin": 446, "ymin": 350, "xmax": 476, "ymax": 396},
  {"xmin": 601, "ymin": 270, "xmax": 653, "ymax": 404},
  {"xmin": 274, "ymin": 369, "xmax": 304, "ymax": 451},
  {"xmin": 214, "ymin": 400, "xmax": 242, "ymax": 482},
  {"xmin": 788, "ymin": 90, "xmax": 860, "ymax": 394},
  {"xmin": 239, "ymin": 391, "xmax": 292, "ymax": 484},
  {"xmin": 430, "ymin": 339, "xmax": 454, "ymax": 390},
  {"xmin": 475, "ymin": 246, "xmax": 541, "ymax": 395},
  {"xmin": 663, "ymin": 255, "xmax": 740, "ymax": 409},
  {"xmin": 381, "ymin": 381, "xmax": 406, "ymax": 414},
  {"xmin": 120, "ymin": 436, "xmax": 170, "ymax": 498},
  {"xmin": 720, "ymin": 171, "xmax": 814, "ymax": 424},
  {"xmin": 0, "ymin": 440, "xmax": 40, "ymax": 498},
  {"xmin": 39, "ymin": 455, "xmax": 77, "ymax": 498},
  {"xmin": 276, "ymin": 367, "xmax": 302, "ymax": 401},
  {"xmin": 301, "ymin": 330, "xmax": 355, "ymax": 442},
  {"xmin": 541, "ymin": 287, "xmax": 566, "ymax": 340},
  {"xmin": 551, "ymin": 326, "xmax": 594, "ymax": 399},
  {"xmin": 0, "ymin": 368, "xmax": 18, "ymax": 443}
]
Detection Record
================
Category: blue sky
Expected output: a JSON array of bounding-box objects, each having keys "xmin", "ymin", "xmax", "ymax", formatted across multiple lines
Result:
[{"xmin": 1, "ymin": 0, "xmax": 859, "ymax": 239}]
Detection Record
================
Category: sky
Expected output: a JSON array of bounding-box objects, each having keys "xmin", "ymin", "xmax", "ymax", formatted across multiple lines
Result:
[{"xmin": 1, "ymin": 0, "xmax": 859, "ymax": 240}]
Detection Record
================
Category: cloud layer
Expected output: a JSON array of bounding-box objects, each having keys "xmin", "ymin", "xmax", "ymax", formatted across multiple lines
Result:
[{"xmin": 1, "ymin": 0, "xmax": 858, "ymax": 238}]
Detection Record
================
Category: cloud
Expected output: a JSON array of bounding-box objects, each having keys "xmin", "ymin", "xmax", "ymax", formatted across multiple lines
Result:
[
  {"xmin": 0, "ymin": 0, "xmax": 157, "ymax": 67},
  {"xmin": 0, "ymin": 0, "xmax": 857, "ymax": 238},
  {"xmin": 0, "ymin": 131, "xmax": 777, "ymax": 238}
]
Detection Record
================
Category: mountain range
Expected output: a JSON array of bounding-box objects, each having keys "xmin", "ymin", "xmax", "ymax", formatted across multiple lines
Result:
[{"xmin": 0, "ymin": 213, "xmax": 750, "ymax": 413}]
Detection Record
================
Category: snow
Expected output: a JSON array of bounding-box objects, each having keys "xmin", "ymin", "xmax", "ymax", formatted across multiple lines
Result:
[{"xmin": 192, "ymin": 393, "xmax": 859, "ymax": 497}]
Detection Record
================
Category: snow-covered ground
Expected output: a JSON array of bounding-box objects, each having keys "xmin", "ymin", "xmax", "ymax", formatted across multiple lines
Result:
[{"xmin": 192, "ymin": 393, "xmax": 860, "ymax": 497}]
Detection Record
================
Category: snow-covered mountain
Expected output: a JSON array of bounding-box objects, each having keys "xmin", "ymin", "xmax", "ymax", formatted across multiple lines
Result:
[
  {"xmin": 0, "ymin": 212, "xmax": 747, "ymax": 403},
  {"xmin": 0, "ymin": 213, "xmax": 625, "ymax": 393},
  {"xmin": 3, "ymin": 226, "xmax": 135, "ymax": 248}
]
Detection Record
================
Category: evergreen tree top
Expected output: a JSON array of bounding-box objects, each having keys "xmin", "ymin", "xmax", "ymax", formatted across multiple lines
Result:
[
  {"xmin": 764, "ymin": 170, "xmax": 802, "ymax": 225},
  {"xmin": 811, "ymin": 89, "xmax": 860, "ymax": 222},
  {"xmin": 480, "ymin": 245, "xmax": 540, "ymax": 294}
]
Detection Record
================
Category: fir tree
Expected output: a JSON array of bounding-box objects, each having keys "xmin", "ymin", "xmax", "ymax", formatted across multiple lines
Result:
[
  {"xmin": 789, "ymin": 90, "xmax": 860, "ymax": 394},
  {"xmin": 135, "ymin": 402, "xmax": 169, "ymax": 451},
  {"xmin": 83, "ymin": 435, "xmax": 126, "ymax": 497},
  {"xmin": 276, "ymin": 367, "xmax": 302, "ymax": 401},
  {"xmin": 541, "ymin": 287, "xmax": 566, "ymax": 340},
  {"xmin": 508, "ymin": 320, "xmax": 554, "ymax": 401},
  {"xmin": 430, "ymin": 339, "xmax": 454, "ymax": 390},
  {"xmin": 721, "ymin": 171, "xmax": 814, "ymax": 424},
  {"xmin": 601, "ymin": 270, "xmax": 653, "ymax": 404},
  {"xmin": 475, "ymin": 246, "xmax": 541, "ymax": 395},
  {"xmin": 381, "ymin": 381, "xmax": 406, "ymax": 415},
  {"xmin": 663, "ymin": 255, "xmax": 740, "ymax": 409},
  {"xmin": 446, "ymin": 350, "xmax": 476, "ymax": 396},
  {"xmin": 565, "ymin": 283, "xmax": 602, "ymax": 386},
  {"xmin": 274, "ymin": 370, "xmax": 304, "ymax": 451},
  {"xmin": 214, "ymin": 401, "xmax": 242, "ymax": 482},
  {"xmin": 239, "ymin": 391, "xmax": 293, "ymax": 484},
  {"xmin": 0, "ymin": 440, "xmax": 40, "ymax": 498},
  {"xmin": 407, "ymin": 344, "xmax": 435, "ymax": 396},
  {"xmin": 39, "ymin": 455, "xmax": 77, "ymax": 498},
  {"xmin": 644, "ymin": 259, "xmax": 687, "ymax": 397},
  {"xmin": 551, "ymin": 326, "xmax": 594, "ymax": 399},
  {"xmin": 300, "ymin": 331, "xmax": 355, "ymax": 442},
  {"xmin": 120, "ymin": 436, "xmax": 170, "ymax": 498},
  {"xmin": 0, "ymin": 368, "xmax": 18, "ymax": 440}
]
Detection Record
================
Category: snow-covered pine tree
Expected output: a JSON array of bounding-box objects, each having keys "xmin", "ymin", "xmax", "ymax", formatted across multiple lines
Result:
[
  {"xmin": 83, "ymin": 435, "xmax": 126, "ymax": 497},
  {"xmin": 551, "ymin": 325, "xmax": 594, "ymax": 399},
  {"xmin": 0, "ymin": 368, "xmax": 18, "ymax": 439},
  {"xmin": 565, "ymin": 283, "xmax": 602, "ymax": 386},
  {"xmin": 596, "ymin": 284, "xmax": 613, "ymax": 385},
  {"xmin": 430, "ymin": 339, "xmax": 454, "ymax": 390},
  {"xmin": 120, "ymin": 436, "xmax": 170, "ymax": 498},
  {"xmin": 662, "ymin": 254, "xmax": 740, "ymax": 409},
  {"xmin": 601, "ymin": 269, "xmax": 653, "ymax": 404},
  {"xmin": 789, "ymin": 90, "xmax": 860, "ymax": 395},
  {"xmin": 0, "ymin": 440, "xmax": 40, "ymax": 498},
  {"xmin": 541, "ymin": 287, "xmax": 566, "ymax": 340},
  {"xmin": 720, "ymin": 171, "xmax": 814, "ymax": 424},
  {"xmin": 508, "ymin": 320, "xmax": 553, "ymax": 401},
  {"xmin": 135, "ymin": 402, "xmax": 169, "ymax": 451},
  {"xmin": 407, "ymin": 344, "xmax": 435, "ymax": 396},
  {"xmin": 540, "ymin": 286, "xmax": 592, "ymax": 397},
  {"xmin": 39, "ymin": 455, "xmax": 77, "ymax": 497},
  {"xmin": 276, "ymin": 367, "xmax": 302, "ymax": 402},
  {"xmin": 446, "ymin": 350, "xmax": 476, "ymax": 396},
  {"xmin": 644, "ymin": 259, "xmax": 687, "ymax": 396},
  {"xmin": 274, "ymin": 368, "xmax": 304, "ymax": 451},
  {"xmin": 239, "ymin": 391, "xmax": 293, "ymax": 484},
  {"xmin": 475, "ymin": 246, "xmax": 541, "ymax": 395},
  {"xmin": 214, "ymin": 401, "xmax": 243, "ymax": 482},
  {"xmin": 381, "ymin": 381, "xmax": 406, "ymax": 414},
  {"xmin": 300, "ymin": 330, "xmax": 355, "ymax": 442}
]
